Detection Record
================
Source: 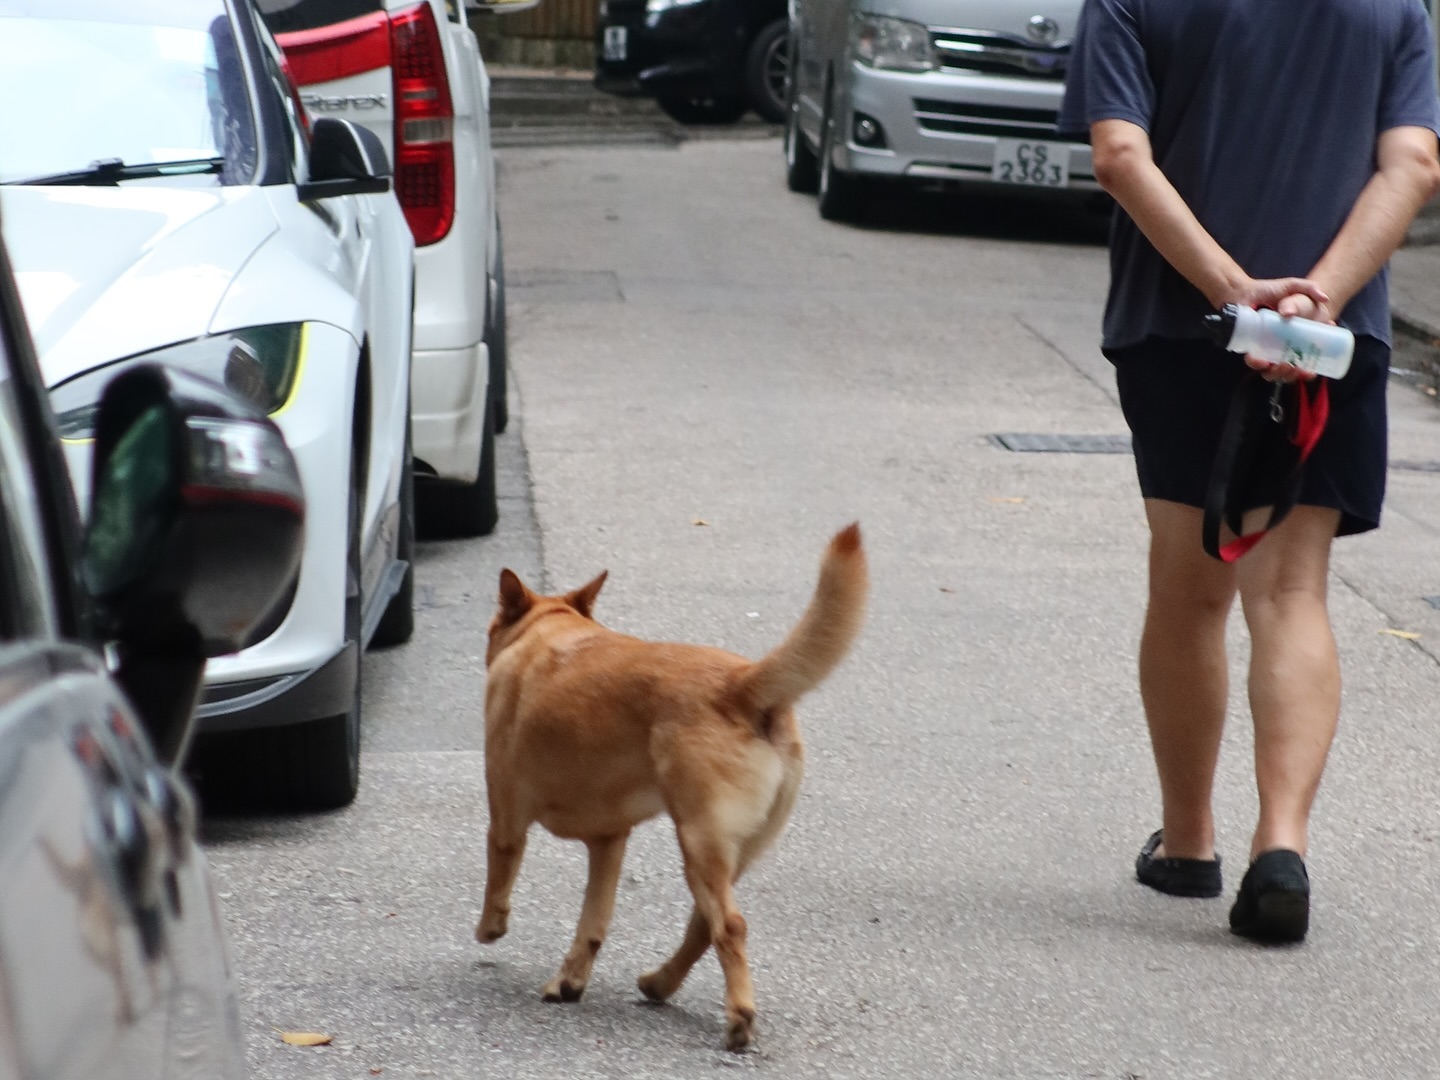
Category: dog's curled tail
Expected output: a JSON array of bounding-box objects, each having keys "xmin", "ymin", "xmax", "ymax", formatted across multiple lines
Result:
[{"xmin": 735, "ymin": 523, "xmax": 868, "ymax": 713}]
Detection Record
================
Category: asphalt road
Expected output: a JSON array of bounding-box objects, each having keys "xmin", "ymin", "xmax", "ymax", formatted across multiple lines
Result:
[{"xmin": 206, "ymin": 136, "xmax": 1440, "ymax": 1079}]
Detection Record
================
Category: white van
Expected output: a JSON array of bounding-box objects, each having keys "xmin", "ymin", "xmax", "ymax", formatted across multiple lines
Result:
[{"xmin": 784, "ymin": 0, "xmax": 1099, "ymax": 219}]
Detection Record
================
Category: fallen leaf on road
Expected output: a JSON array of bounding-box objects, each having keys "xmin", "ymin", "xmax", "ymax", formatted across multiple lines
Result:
[
  {"xmin": 989, "ymin": 496, "xmax": 1025, "ymax": 504},
  {"xmin": 278, "ymin": 1032, "xmax": 332, "ymax": 1047},
  {"xmin": 1380, "ymin": 628, "xmax": 1421, "ymax": 640},
  {"xmin": 370, "ymin": 1070, "xmax": 383, "ymax": 1076},
  {"xmin": 692, "ymin": 518, "xmax": 709, "ymax": 526},
  {"xmin": 939, "ymin": 587, "xmax": 954, "ymax": 594}
]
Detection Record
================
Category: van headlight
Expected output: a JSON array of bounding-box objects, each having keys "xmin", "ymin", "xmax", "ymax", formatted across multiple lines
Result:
[
  {"xmin": 51, "ymin": 324, "xmax": 309, "ymax": 441},
  {"xmin": 851, "ymin": 14, "xmax": 936, "ymax": 72}
]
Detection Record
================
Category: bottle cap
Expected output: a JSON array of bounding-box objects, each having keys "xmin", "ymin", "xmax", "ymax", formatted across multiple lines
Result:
[{"xmin": 1203, "ymin": 304, "xmax": 1238, "ymax": 346}]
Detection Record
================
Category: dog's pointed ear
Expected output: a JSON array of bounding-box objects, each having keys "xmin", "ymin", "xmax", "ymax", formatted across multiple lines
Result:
[
  {"xmin": 497, "ymin": 568, "xmax": 533, "ymax": 622},
  {"xmin": 564, "ymin": 570, "xmax": 608, "ymax": 619}
]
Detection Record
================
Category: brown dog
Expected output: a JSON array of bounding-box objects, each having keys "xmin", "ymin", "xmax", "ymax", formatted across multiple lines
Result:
[{"xmin": 476, "ymin": 524, "xmax": 867, "ymax": 1051}]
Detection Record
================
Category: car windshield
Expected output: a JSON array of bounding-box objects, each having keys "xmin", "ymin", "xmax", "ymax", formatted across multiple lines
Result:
[{"xmin": 0, "ymin": 0, "xmax": 259, "ymax": 187}]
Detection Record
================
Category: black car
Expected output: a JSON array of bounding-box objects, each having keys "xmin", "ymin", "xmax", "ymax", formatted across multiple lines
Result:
[
  {"xmin": 0, "ymin": 203, "xmax": 306, "ymax": 1078},
  {"xmin": 594, "ymin": 0, "xmax": 788, "ymax": 124}
]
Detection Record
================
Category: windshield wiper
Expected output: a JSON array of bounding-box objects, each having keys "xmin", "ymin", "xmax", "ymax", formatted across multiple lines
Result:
[{"xmin": 4, "ymin": 156, "xmax": 226, "ymax": 187}]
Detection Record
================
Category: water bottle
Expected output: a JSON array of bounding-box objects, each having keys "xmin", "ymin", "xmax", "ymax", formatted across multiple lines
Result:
[{"xmin": 1203, "ymin": 304, "xmax": 1354, "ymax": 378}]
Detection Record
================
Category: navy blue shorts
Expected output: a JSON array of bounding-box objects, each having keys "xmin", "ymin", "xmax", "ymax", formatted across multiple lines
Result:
[{"xmin": 1104, "ymin": 335, "xmax": 1389, "ymax": 537}]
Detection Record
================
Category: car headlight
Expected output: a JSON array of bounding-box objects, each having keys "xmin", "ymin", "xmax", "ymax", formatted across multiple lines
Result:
[
  {"xmin": 851, "ymin": 14, "xmax": 936, "ymax": 72},
  {"xmin": 51, "ymin": 324, "xmax": 308, "ymax": 441},
  {"xmin": 646, "ymin": 0, "xmax": 707, "ymax": 14}
]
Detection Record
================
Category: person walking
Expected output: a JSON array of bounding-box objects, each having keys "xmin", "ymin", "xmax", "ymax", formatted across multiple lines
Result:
[{"xmin": 1059, "ymin": 0, "xmax": 1440, "ymax": 942}]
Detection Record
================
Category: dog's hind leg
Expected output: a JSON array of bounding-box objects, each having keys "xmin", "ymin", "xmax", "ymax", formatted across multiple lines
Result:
[
  {"xmin": 674, "ymin": 827, "xmax": 757, "ymax": 1052},
  {"xmin": 637, "ymin": 905, "xmax": 710, "ymax": 1004},
  {"xmin": 476, "ymin": 815, "xmax": 528, "ymax": 944},
  {"xmin": 542, "ymin": 832, "xmax": 629, "ymax": 1003}
]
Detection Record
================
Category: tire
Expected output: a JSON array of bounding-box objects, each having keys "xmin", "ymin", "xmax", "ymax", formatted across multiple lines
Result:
[
  {"xmin": 744, "ymin": 20, "xmax": 789, "ymax": 123},
  {"xmin": 192, "ymin": 452, "xmax": 364, "ymax": 813},
  {"xmin": 657, "ymin": 95, "xmax": 748, "ymax": 125},
  {"xmin": 371, "ymin": 413, "xmax": 414, "ymax": 648},
  {"xmin": 817, "ymin": 89, "xmax": 867, "ymax": 223},
  {"xmin": 416, "ymin": 395, "xmax": 498, "ymax": 539},
  {"xmin": 783, "ymin": 45, "xmax": 819, "ymax": 194},
  {"xmin": 489, "ymin": 224, "xmax": 509, "ymax": 436}
]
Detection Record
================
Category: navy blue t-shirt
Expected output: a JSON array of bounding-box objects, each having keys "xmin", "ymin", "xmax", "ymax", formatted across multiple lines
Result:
[{"xmin": 1059, "ymin": 0, "xmax": 1440, "ymax": 350}]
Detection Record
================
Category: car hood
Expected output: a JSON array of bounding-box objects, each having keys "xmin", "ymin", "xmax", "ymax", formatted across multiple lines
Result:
[
  {"xmin": 863, "ymin": 0, "xmax": 1082, "ymax": 40},
  {"xmin": 0, "ymin": 186, "xmax": 279, "ymax": 387}
]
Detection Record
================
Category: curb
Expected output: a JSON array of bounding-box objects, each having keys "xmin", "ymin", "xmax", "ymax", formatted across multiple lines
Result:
[{"xmin": 1392, "ymin": 308, "xmax": 1440, "ymax": 396}]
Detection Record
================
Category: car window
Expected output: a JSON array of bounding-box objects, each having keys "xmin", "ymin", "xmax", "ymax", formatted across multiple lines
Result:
[
  {"xmin": 253, "ymin": 0, "xmax": 383, "ymax": 34},
  {"xmin": 0, "ymin": 1, "xmax": 260, "ymax": 187},
  {"xmin": 0, "ymin": 320, "xmax": 59, "ymax": 641}
]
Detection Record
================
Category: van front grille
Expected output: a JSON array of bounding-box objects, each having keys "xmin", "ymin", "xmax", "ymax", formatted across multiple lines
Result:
[
  {"xmin": 913, "ymin": 99, "xmax": 1062, "ymax": 139},
  {"xmin": 929, "ymin": 29, "xmax": 1068, "ymax": 80}
]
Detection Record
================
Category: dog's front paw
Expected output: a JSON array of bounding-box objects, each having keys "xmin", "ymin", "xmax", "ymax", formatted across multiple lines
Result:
[
  {"xmin": 724, "ymin": 1006, "xmax": 756, "ymax": 1052},
  {"xmin": 541, "ymin": 976, "xmax": 586, "ymax": 1003},
  {"xmin": 475, "ymin": 909, "xmax": 509, "ymax": 944}
]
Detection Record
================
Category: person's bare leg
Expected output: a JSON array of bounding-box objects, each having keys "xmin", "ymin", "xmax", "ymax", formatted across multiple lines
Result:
[
  {"xmin": 1236, "ymin": 506, "xmax": 1342, "ymax": 860},
  {"xmin": 1140, "ymin": 500, "xmax": 1238, "ymax": 860}
]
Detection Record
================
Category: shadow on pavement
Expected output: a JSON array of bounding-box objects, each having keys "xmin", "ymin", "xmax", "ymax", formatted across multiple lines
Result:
[{"xmin": 850, "ymin": 185, "xmax": 1112, "ymax": 247}]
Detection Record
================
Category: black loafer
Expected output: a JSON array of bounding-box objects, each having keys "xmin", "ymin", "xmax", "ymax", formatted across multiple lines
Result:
[
  {"xmin": 1135, "ymin": 829, "xmax": 1223, "ymax": 898},
  {"xmin": 1229, "ymin": 849, "xmax": 1310, "ymax": 944}
]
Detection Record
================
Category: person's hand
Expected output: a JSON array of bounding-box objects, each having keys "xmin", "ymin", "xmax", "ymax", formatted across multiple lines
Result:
[
  {"xmin": 1226, "ymin": 279, "xmax": 1332, "ymax": 383},
  {"xmin": 1223, "ymin": 275, "xmax": 1329, "ymax": 314}
]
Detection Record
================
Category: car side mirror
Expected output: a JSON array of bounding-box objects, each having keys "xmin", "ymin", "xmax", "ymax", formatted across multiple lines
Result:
[
  {"xmin": 298, "ymin": 117, "xmax": 392, "ymax": 201},
  {"xmin": 84, "ymin": 364, "xmax": 305, "ymax": 766}
]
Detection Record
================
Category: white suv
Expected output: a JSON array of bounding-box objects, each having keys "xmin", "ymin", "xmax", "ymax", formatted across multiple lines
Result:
[{"xmin": 258, "ymin": 0, "xmax": 509, "ymax": 536}]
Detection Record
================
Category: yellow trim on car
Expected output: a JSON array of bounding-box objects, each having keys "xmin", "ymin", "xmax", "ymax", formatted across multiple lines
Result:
[{"xmin": 267, "ymin": 322, "xmax": 310, "ymax": 420}]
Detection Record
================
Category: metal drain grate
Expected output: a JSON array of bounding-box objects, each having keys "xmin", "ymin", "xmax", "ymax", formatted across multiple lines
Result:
[{"xmin": 989, "ymin": 433, "xmax": 1133, "ymax": 454}]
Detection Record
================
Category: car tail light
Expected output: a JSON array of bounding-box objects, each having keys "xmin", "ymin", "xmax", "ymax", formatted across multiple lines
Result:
[{"xmin": 390, "ymin": 3, "xmax": 456, "ymax": 246}]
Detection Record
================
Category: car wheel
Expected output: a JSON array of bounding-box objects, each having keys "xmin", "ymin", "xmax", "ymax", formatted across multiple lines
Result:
[
  {"xmin": 489, "ymin": 224, "xmax": 509, "ymax": 436},
  {"xmin": 416, "ymin": 394, "xmax": 498, "ymax": 539},
  {"xmin": 191, "ymin": 449, "xmax": 364, "ymax": 813},
  {"xmin": 657, "ymin": 95, "xmax": 748, "ymax": 125},
  {"xmin": 744, "ymin": 19, "xmax": 789, "ymax": 124},
  {"xmin": 817, "ymin": 90, "xmax": 866, "ymax": 222},
  {"xmin": 371, "ymin": 411, "xmax": 414, "ymax": 648},
  {"xmin": 783, "ymin": 47, "xmax": 819, "ymax": 193}
]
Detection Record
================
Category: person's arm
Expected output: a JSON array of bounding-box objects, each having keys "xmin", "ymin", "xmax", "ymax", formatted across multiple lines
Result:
[
  {"xmin": 1089, "ymin": 118, "xmax": 1329, "ymax": 312},
  {"xmin": 1281, "ymin": 126, "xmax": 1440, "ymax": 322}
]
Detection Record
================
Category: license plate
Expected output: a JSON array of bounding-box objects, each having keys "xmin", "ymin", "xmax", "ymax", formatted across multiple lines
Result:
[
  {"xmin": 991, "ymin": 138, "xmax": 1070, "ymax": 188},
  {"xmin": 602, "ymin": 26, "xmax": 627, "ymax": 62}
]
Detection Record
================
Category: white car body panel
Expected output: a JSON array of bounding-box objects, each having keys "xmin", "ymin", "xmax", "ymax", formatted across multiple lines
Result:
[{"xmin": 2, "ymin": 187, "xmax": 278, "ymax": 386}]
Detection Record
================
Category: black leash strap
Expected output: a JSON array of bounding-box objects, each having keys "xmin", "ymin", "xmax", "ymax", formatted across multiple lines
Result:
[{"xmin": 1203, "ymin": 374, "xmax": 1330, "ymax": 562}]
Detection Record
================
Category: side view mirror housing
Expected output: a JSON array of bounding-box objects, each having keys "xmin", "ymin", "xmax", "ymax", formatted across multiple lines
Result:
[
  {"xmin": 298, "ymin": 117, "xmax": 392, "ymax": 201},
  {"xmin": 84, "ymin": 365, "xmax": 305, "ymax": 765}
]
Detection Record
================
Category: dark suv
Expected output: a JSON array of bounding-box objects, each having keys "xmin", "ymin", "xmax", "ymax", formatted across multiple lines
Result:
[{"xmin": 594, "ymin": 0, "xmax": 788, "ymax": 124}]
